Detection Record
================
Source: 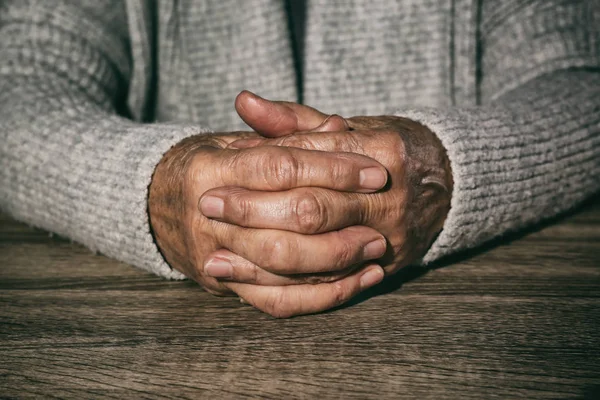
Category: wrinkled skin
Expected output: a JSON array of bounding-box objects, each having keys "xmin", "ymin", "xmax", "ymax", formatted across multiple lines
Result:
[
  {"xmin": 148, "ymin": 121, "xmax": 389, "ymax": 317},
  {"xmin": 221, "ymin": 114, "xmax": 453, "ymax": 277},
  {"xmin": 148, "ymin": 91, "xmax": 452, "ymax": 318}
]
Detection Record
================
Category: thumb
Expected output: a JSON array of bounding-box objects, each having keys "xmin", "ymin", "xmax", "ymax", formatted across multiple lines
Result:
[{"xmin": 235, "ymin": 90, "xmax": 347, "ymax": 137}]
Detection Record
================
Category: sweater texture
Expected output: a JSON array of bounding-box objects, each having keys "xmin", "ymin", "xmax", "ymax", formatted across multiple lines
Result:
[{"xmin": 1, "ymin": 0, "xmax": 599, "ymax": 279}]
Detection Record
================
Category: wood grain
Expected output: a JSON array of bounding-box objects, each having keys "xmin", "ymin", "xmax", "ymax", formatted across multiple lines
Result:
[{"xmin": 1, "ymin": 196, "xmax": 599, "ymax": 399}]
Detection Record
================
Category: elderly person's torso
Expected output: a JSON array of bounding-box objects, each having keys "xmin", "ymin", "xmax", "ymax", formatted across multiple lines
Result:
[{"xmin": 132, "ymin": 0, "xmax": 473, "ymax": 129}]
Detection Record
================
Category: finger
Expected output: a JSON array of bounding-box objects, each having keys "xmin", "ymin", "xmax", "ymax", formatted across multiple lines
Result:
[
  {"xmin": 311, "ymin": 114, "xmax": 349, "ymax": 132},
  {"xmin": 212, "ymin": 223, "xmax": 387, "ymax": 274},
  {"xmin": 228, "ymin": 129, "xmax": 366, "ymax": 153},
  {"xmin": 217, "ymin": 146, "xmax": 387, "ymax": 193},
  {"xmin": 203, "ymin": 249, "xmax": 354, "ymax": 285},
  {"xmin": 235, "ymin": 90, "xmax": 336, "ymax": 137},
  {"xmin": 200, "ymin": 186, "xmax": 366, "ymax": 234},
  {"xmin": 225, "ymin": 264, "xmax": 385, "ymax": 318},
  {"xmin": 226, "ymin": 116, "xmax": 349, "ymax": 150}
]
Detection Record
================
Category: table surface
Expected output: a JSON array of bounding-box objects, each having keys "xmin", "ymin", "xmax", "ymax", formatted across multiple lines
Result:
[{"xmin": 1, "ymin": 197, "xmax": 600, "ymax": 399}]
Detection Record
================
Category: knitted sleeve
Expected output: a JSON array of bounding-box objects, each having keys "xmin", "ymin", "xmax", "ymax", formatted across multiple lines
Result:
[
  {"xmin": 0, "ymin": 0, "xmax": 202, "ymax": 279},
  {"xmin": 402, "ymin": 0, "xmax": 600, "ymax": 263}
]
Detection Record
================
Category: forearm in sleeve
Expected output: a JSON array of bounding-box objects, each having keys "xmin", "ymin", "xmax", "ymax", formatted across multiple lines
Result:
[
  {"xmin": 399, "ymin": 70, "xmax": 599, "ymax": 263},
  {"xmin": 0, "ymin": 0, "xmax": 203, "ymax": 278},
  {"xmin": 401, "ymin": 0, "xmax": 600, "ymax": 262}
]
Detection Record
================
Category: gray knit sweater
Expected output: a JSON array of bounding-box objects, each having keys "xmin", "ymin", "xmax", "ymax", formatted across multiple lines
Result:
[{"xmin": 1, "ymin": 0, "xmax": 598, "ymax": 279}]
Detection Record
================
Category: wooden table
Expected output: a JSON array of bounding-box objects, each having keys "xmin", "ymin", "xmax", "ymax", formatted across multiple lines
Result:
[{"xmin": 1, "ymin": 197, "xmax": 600, "ymax": 399}]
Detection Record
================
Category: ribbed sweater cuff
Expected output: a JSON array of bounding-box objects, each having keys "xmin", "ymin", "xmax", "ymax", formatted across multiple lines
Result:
[
  {"xmin": 395, "ymin": 95, "xmax": 599, "ymax": 264},
  {"xmin": 1, "ymin": 112, "xmax": 209, "ymax": 279},
  {"xmin": 396, "ymin": 107, "xmax": 489, "ymax": 263}
]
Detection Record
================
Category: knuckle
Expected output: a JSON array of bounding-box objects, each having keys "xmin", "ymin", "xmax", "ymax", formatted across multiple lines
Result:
[
  {"xmin": 330, "ymin": 154, "xmax": 363, "ymax": 188},
  {"xmin": 263, "ymin": 291, "xmax": 291, "ymax": 318},
  {"xmin": 292, "ymin": 192, "xmax": 327, "ymax": 233},
  {"xmin": 333, "ymin": 234, "xmax": 359, "ymax": 269},
  {"xmin": 331, "ymin": 281, "xmax": 350, "ymax": 307},
  {"xmin": 226, "ymin": 148, "xmax": 247, "ymax": 174},
  {"xmin": 249, "ymin": 263, "xmax": 259, "ymax": 284},
  {"xmin": 329, "ymin": 155, "xmax": 352, "ymax": 183},
  {"xmin": 266, "ymin": 149, "xmax": 299, "ymax": 189},
  {"xmin": 183, "ymin": 156, "xmax": 211, "ymax": 199},
  {"xmin": 232, "ymin": 193, "xmax": 254, "ymax": 224},
  {"xmin": 259, "ymin": 237, "xmax": 293, "ymax": 271}
]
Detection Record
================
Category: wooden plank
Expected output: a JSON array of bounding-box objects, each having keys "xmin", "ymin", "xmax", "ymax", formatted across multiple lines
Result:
[{"xmin": 1, "ymin": 197, "xmax": 599, "ymax": 399}]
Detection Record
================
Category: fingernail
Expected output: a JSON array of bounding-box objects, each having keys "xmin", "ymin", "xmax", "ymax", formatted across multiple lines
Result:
[
  {"xmin": 360, "ymin": 266, "xmax": 384, "ymax": 289},
  {"xmin": 204, "ymin": 258, "xmax": 233, "ymax": 278},
  {"xmin": 359, "ymin": 167, "xmax": 387, "ymax": 190},
  {"xmin": 199, "ymin": 196, "xmax": 224, "ymax": 218},
  {"xmin": 363, "ymin": 239, "xmax": 387, "ymax": 259}
]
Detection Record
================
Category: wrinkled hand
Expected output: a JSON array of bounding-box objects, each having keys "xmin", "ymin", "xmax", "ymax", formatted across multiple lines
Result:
[
  {"xmin": 202, "ymin": 95, "xmax": 453, "ymax": 283},
  {"xmin": 148, "ymin": 106, "xmax": 390, "ymax": 317}
]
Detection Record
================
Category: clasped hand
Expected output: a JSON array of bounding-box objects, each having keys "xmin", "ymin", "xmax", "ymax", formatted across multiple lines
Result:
[{"xmin": 149, "ymin": 91, "xmax": 452, "ymax": 318}]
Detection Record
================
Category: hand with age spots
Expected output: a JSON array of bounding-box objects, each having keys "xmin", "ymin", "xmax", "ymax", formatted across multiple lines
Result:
[
  {"xmin": 203, "ymin": 92, "xmax": 453, "ymax": 311},
  {"xmin": 148, "ymin": 94, "xmax": 390, "ymax": 318},
  {"xmin": 149, "ymin": 91, "xmax": 453, "ymax": 318}
]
